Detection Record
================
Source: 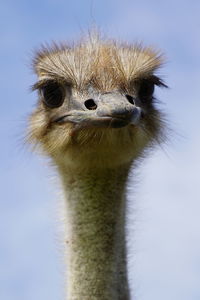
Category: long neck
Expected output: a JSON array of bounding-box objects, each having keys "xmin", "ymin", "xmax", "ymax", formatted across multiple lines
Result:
[{"xmin": 59, "ymin": 165, "xmax": 131, "ymax": 300}]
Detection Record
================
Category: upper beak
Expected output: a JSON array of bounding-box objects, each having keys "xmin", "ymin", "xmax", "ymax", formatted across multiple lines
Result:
[{"xmin": 96, "ymin": 104, "xmax": 141, "ymax": 128}]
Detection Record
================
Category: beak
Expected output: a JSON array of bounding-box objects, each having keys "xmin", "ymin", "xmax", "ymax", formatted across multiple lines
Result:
[{"xmin": 53, "ymin": 92, "xmax": 142, "ymax": 129}]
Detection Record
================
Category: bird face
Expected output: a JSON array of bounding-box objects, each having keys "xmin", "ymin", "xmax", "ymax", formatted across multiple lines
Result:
[
  {"xmin": 28, "ymin": 35, "xmax": 166, "ymax": 168},
  {"xmin": 40, "ymin": 83, "xmax": 142, "ymax": 128}
]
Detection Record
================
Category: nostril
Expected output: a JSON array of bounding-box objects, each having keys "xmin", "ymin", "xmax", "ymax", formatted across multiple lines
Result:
[
  {"xmin": 125, "ymin": 94, "xmax": 135, "ymax": 105},
  {"xmin": 84, "ymin": 99, "xmax": 97, "ymax": 110}
]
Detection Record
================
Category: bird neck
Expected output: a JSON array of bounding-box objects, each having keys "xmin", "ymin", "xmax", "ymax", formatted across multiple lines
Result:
[{"xmin": 58, "ymin": 165, "xmax": 131, "ymax": 300}]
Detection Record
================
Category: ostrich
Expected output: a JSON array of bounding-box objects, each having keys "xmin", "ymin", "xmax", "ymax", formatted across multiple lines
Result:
[{"xmin": 28, "ymin": 32, "xmax": 167, "ymax": 300}]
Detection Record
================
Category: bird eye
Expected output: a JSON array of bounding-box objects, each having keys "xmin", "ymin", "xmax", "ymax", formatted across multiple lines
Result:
[
  {"xmin": 138, "ymin": 80, "xmax": 155, "ymax": 102},
  {"xmin": 41, "ymin": 82, "xmax": 65, "ymax": 108}
]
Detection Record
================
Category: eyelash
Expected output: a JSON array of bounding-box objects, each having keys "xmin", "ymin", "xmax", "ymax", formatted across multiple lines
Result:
[{"xmin": 137, "ymin": 76, "xmax": 167, "ymax": 103}]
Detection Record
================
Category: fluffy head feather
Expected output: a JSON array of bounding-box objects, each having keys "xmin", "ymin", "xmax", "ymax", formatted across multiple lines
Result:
[{"xmin": 33, "ymin": 32, "xmax": 164, "ymax": 92}]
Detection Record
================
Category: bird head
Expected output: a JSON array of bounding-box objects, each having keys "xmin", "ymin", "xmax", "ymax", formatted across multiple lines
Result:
[{"xmin": 28, "ymin": 33, "xmax": 167, "ymax": 169}]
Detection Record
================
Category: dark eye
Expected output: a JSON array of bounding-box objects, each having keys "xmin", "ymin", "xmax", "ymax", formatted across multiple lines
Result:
[
  {"xmin": 138, "ymin": 80, "xmax": 155, "ymax": 102},
  {"xmin": 41, "ymin": 82, "xmax": 65, "ymax": 108}
]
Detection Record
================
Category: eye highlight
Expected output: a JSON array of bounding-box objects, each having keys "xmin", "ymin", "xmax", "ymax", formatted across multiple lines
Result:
[{"xmin": 41, "ymin": 81, "xmax": 65, "ymax": 108}]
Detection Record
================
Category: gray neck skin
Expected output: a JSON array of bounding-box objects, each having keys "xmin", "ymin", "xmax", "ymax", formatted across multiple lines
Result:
[{"xmin": 59, "ymin": 165, "xmax": 130, "ymax": 300}]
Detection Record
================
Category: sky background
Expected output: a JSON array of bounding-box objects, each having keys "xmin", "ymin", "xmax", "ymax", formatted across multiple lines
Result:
[{"xmin": 0, "ymin": 0, "xmax": 200, "ymax": 299}]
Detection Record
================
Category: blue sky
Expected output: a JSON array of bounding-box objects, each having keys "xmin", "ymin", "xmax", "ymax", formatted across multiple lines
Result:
[{"xmin": 1, "ymin": 1, "xmax": 200, "ymax": 299}]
